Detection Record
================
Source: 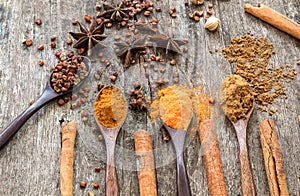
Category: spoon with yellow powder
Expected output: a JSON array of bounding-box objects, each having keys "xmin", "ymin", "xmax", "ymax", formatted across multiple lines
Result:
[
  {"xmin": 158, "ymin": 85, "xmax": 193, "ymax": 196},
  {"xmin": 94, "ymin": 85, "xmax": 128, "ymax": 196},
  {"xmin": 219, "ymin": 75, "xmax": 256, "ymax": 196}
]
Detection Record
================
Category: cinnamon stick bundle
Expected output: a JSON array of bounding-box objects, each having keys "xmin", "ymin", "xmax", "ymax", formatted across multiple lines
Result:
[
  {"xmin": 259, "ymin": 119, "xmax": 289, "ymax": 196},
  {"xmin": 244, "ymin": 3, "xmax": 300, "ymax": 40},
  {"xmin": 60, "ymin": 122, "xmax": 77, "ymax": 196},
  {"xmin": 199, "ymin": 119, "xmax": 227, "ymax": 196},
  {"xmin": 134, "ymin": 130, "xmax": 157, "ymax": 196}
]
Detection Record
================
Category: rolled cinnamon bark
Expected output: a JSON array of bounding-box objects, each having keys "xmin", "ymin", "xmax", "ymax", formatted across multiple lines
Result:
[
  {"xmin": 259, "ymin": 119, "xmax": 289, "ymax": 196},
  {"xmin": 244, "ymin": 3, "xmax": 300, "ymax": 40},
  {"xmin": 134, "ymin": 130, "xmax": 157, "ymax": 196},
  {"xmin": 60, "ymin": 122, "xmax": 77, "ymax": 196},
  {"xmin": 199, "ymin": 119, "xmax": 228, "ymax": 196}
]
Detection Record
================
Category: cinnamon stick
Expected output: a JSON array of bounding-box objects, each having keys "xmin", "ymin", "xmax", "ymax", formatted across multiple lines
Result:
[
  {"xmin": 244, "ymin": 3, "xmax": 300, "ymax": 40},
  {"xmin": 134, "ymin": 130, "xmax": 157, "ymax": 196},
  {"xmin": 60, "ymin": 122, "xmax": 77, "ymax": 196},
  {"xmin": 199, "ymin": 119, "xmax": 228, "ymax": 196},
  {"xmin": 259, "ymin": 119, "xmax": 289, "ymax": 196}
]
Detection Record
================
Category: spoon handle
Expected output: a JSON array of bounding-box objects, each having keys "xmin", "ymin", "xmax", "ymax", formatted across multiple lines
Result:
[
  {"xmin": 105, "ymin": 140, "xmax": 119, "ymax": 196},
  {"xmin": 0, "ymin": 88, "xmax": 57, "ymax": 149},
  {"xmin": 238, "ymin": 144, "xmax": 256, "ymax": 196},
  {"xmin": 176, "ymin": 153, "xmax": 191, "ymax": 196}
]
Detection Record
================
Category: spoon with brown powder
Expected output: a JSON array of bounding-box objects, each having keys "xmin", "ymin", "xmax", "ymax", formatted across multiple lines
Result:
[
  {"xmin": 0, "ymin": 55, "xmax": 90, "ymax": 149},
  {"xmin": 219, "ymin": 74, "xmax": 256, "ymax": 196},
  {"xmin": 156, "ymin": 85, "xmax": 193, "ymax": 196},
  {"xmin": 94, "ymin": 85, "xmax": 128, "ymax": 196}
]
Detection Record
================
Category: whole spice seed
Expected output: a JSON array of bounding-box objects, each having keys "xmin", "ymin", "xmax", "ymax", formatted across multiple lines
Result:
[
  {"xmin": 51, "ymin": 35, "xmax": 56, "ymax": 41},
  {"xmin": 66, "ymin": 39, "xmax": 72, "ymax": 45},
  {"xmin": 219, "ymin": 75, "xmax": 254, "ymax": 122},
  {"xmin": 95, "ymin": 166, "xmax": 101, "ymax": 172},
  {"xmin": 23, "ymin": 39, "xmax": 33, "ymax": 47},
  {"xmin": 35, "ymin": 18, "xmax": 42, "ymax": 25},
  {"xmin": 37, "ymin": 44, "xmax": 44, "ymax": 51},
  {"xmin": 38, "ymin": 60, "xmax": 44, "ymax": 66},
  {"xmin": 94, "ymin": 86, "xmax": 127, "ymax": 128},
  {"xmin": 50, "ymin": 42, "xmax": 56, "ymax": 48},
  {"xmin": 84, "ymin": 14, "xmax": 92, "ymax": 23},
  {"xmin": 93, "ymin": 182, "xmax": 100, "ymax": 189},
  {"xmin": 79, "ymin": 181, "xmax": 87, "ymax": 188}
]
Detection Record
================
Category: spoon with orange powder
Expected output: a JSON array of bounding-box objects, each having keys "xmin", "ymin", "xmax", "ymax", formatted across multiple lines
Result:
[
  {"xmin": 94, "ymin": 85, "xmax": 128, "ymax": 196},
  {"xmin": 155, "ymin": 85, "xmax": 193, "ymax": 196}
]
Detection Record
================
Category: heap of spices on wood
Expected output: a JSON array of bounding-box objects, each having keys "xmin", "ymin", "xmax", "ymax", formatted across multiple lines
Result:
[
  {"xmin": 149, "ymin": 32, "xmax": 188, "ymax": 54},
  {"xmin": 69, "ymin": 18, "xmax": 107, "ymax": 56},
  {"xmin": 219, "ymin": 75, "xmax": 254, "ymax": 122},
  {"xmin": 94, "ymin": 86, "xmax": 127, "ymax": 128},
  {"xmin": 50, "ymin": 52, "xmax": 89, "ymax": 93},
  {"xmin": 222, "ymin": 33, "xmax": 296, "ymax": 115},
  {"xmin": 128, "ymin": 82, "xmax": 148, "ymax": 111},
  {"xmin": 150, "ymin": 85, "xmax": 193, "ymax": 130}
]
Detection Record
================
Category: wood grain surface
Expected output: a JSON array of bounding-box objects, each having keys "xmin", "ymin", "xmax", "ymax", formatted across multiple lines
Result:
[{"xmin": 0, "ymin": 0, "xmax": 299, "ymax": 195}]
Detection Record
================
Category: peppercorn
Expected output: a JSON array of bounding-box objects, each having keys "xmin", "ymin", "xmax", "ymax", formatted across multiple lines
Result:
[
  {"xmin": 38, "ymin": 60, "xmax": 44, "ymax": 66},
  {"xmin": 144, "ymin": 10, "xmax": 151, "ymax": 17},
  {"xmin": 93, "ymin": 182, "xmax": 100, "ymax": 189},
  {"xmin": 50, "ymin": 36, "xmax": 56, "ymax": 42},
  {"xmin": 23, "ymin": 39, "xmax": 33, "ymax": 47},
  {"xmin": 170, "ymin": 59, "xmax": 176, "ymax": 65},
  {"xmin": 35, "ymin": 18, "xmax": 42, "ymax": 25},
  {"xmin": 79, "ymin": 181, "xmax": 87, "ymax": 188},
  {"xmin": 95, "ymin": 166, "xmax": 101, "ymax": 172},
  {"xmin": 50, "ymin": 42, "xmax": 56, "ymax": 49},
  {"xmin": 66, "ymin": 39, "xmax": 72, "ymax": 45},
  {"xmin": 57, "ymin": 99, "xmax": 65, "ymax": 106},
  {"xmin": 84, "ymin": 15, "xmax": 92, "ymax": 23},
  {"xmin": 208, "ymin": 3, "xmax": 213, "ymax": 9},
  {"xmin": 98, "ymin": 134, "xmax": 104, "ymax": 140},
  {"xmin": 36, "ymin": 44, "xmax": 44, "ymax": 51},
  {"xmin": 29, "ymin": 99, "xmax": 35, "ymax": 105},
  {"xmin": 207, "ymin": 10, "xmax": 213, "ymax": 15}
]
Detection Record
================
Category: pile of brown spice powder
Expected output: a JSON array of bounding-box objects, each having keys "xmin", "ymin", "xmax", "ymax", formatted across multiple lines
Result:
[{"xmin": 222, "ymin": 33, "xmax": 297, "ymax": 114}]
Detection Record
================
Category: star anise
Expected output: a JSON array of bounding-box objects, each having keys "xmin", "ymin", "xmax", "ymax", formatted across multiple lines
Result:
[
  {"xmin": 114, "ymin": 36, "xmax": 146, "ymax": 68},
  {"xmin": 101, "ymin": 3, "xmax": 128, "ymax": 21},
  {"xmin": 69, "ymin": 18, "xmax": 107, "ymax": 56},
  {"xmin": 149, "ymin": 32, "xmax": 188, "ymax": 54}
]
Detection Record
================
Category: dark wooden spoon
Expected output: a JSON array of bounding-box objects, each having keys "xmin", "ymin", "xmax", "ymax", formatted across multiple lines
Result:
[
  {"xmin": 163, "ymin": 125, "xmax": 191, "ymax": 196},
  {"xmin": 0, "ymin": 56, "xmax": 91, "ymax": 149},
  {"xmin": 94, "ymin": 85, "xmax": 127, "ymax": 196},
  {"xmin": 229, "ymin": 104, "xmax": 256, "ymax": 196}
]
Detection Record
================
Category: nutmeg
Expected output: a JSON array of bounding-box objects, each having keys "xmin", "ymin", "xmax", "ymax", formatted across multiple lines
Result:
[{"xmin": 204, "ymin": 16, "xmax": 221, "ymax": 31}]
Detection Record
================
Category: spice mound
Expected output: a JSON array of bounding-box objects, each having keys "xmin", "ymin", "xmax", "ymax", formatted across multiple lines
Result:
[
  {"xmin": 94, "ymin": 86, "xmax": 127, "ymax": 128},
  {"xmin": 51, "ymin": 52, "xmax": 89, "ymax": 93},
  {"xmin": 150, "ymin": 85, "xmax": 193, "ymax": 130},
  {"xmin": 219, "ymin": 75, "xmax": 254, "ymax": 122}
]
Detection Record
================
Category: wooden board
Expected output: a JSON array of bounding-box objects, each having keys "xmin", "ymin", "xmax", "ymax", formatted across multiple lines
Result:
[{"xmin": 0, "ymin": 0, "xmax": 299, "ymax": 195}]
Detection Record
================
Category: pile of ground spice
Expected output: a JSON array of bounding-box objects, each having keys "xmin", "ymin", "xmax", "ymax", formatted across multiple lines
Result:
[
  {"xmin": 219, "ymin": 75, "xmax": 254, "ymax": 122},
  {"xmin": 94, "ymin": 86, "xmax": 127, "ymax": 128},
  {"xmin": 150, "ymin": 86, "xmax": 214, "ymax": 130},
  {"xmin": 150, "ymin": 85, "xmax": 193, "ymax": 130},
  {"xmin": 222, "ymin": 33, "xmax": 297, "ymax": 114}
]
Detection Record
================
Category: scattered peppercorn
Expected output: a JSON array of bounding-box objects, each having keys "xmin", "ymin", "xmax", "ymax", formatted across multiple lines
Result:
[
  {"xmin": 29, "ymin": 99, "xmax": 35, "ymax": 105},
  {"xmin": 50, "ymin": 35, "xmax": 56, "ymax": 41},
  {"xmin": 35, "ymin": 18, "xmax": 42, "ymax": 25},
  {"xmin": 93, "ymin": 182, "xmax": 100, "ymax": 189},
  {"xmin": 66, "ymin": 39, "xmax": 72, "ymax": 45},
  {"xmin": 50, "ymin": 42, "xmax": 56, "ymax": 49},
  {"xmin": 170, "ymin": 59, "xmax": 176, "ymax": 65},
  {"xmin": 57, "ymin": 99, "xmax": 65, "ymax": 106},
  {"xmin": 84, "ymin": 15, "xmax": 92, "ymax": 23},
  {"xmin": 23, "ymin": 39, "xmax": 33, "ymax": 47},
  {"xmin": 38, "ymin": 60, "xmax": 44, "ymax": 66},
  {"xmin": 79, "ymin": 181, "xmax": 87, "ymax": 188},
  {"xmin": 37, "ymin": 44, "xmax": 44, "ymax": 51},
  {"xmin": 95, "ymin": 166, "xmax": 101, "ymax": 172}
]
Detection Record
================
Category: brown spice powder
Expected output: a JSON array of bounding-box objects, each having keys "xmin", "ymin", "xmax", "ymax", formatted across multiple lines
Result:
[
  {"xmin": 219, "ymin": 75, "xmax": 254, "ymax": 122},
  {"xmin": 222, "ymin": 34, "xmax": 297, "ymax": 114},
  {"xmin": 94, "ymin": 86, "xmax": 127, "ymax": 128}
]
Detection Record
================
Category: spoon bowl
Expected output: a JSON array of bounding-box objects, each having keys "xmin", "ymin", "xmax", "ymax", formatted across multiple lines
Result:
[
  {"xmin": 93, "ymin": 84, "xmax": 128, "ymax": 196},
  {"xmin": 0, "ymin": 56, "xmax": 91, "ymax": 149}
]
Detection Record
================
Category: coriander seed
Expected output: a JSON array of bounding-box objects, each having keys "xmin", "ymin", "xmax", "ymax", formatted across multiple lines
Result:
[
  {"xmin": 35, "ymin": 18, "xmax": 42, "ymax": 25},
  {"xmin": 79, "ymin": 181, "xmax": 87, "ymax": 188},
  {"xmin": 37, "ymin": 44, "xmax": 44, "ymax": 51}
]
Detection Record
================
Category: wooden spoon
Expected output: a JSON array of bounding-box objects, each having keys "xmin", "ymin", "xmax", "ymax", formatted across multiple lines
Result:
[
  {"xmin": 229, "ymin": 104, "xmax": 256, "ymax": 196},
  {"xmin": 94, "ymin": 85, "xmax": 128, "ymax": 196},
  {"xmin": 0, "ymin": 56, "xmax": 91, "ymax": 149},
  {"xmin": 163, "ymin": 125, "xmax": 191, "ymax": 196}
]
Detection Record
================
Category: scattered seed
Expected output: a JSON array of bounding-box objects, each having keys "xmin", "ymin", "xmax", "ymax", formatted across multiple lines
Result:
[
  {"xmin": 79, "ymin": 181, "xmax": 87, "ymax": 188},
  {"xmin": 93, "ymin": 182, "xmax": 100, "ymax": 189},
  {"xmin": 57, "ymin": 99, "xmax": 65, "ymax": 106},
  {"xmin": 87, "ymin": 192, "xmax": 94, "ymax": 196},
  {"xmin": 66, "ymin": 39, "xmax": 72, "ymax": 45},
  {"xmin": 35, "ymin": 18, "xmax": 42, "ymax": 25},
  {"xmin": 207, "ymin": 10, "xmax": 213, "ymax": 15},
  {"xmin": 37, "ymin": 44, "xmax": 44, "ymax": 51},
  {"xmin": 50, "ymin": 42, "xmax": 56, "ymax": 49},
  {"xmin": 208, "ymin": 3, "xmax": 213, "ymax": 9},
  {"xmin": 170, "ymin": 59, "xmax": 176, "ymax": 65},
  {"xmin": 39, "ymin": 60, "xmax": 44, "ymax": 66},
  {"xmin": 95, "ymin": 166, "xmax": 101, "ymax": 172},
  {"xmin": 23, "ymin": 39, "xmax": 33, "ymax": 47},
  {"xmin": 98, "ymin": 134, "xmax": 104, "ymax": 140},
  {"xmin": 110, "ymin": 75, "xmax": 117, "ymax": 82},
  {"xmin": 84, "ymin": 15, "xmax": 92, "ymax": 23},
  {"xmin": 29, "ymin": 99, "xmax": 35, "ymax": 105}
]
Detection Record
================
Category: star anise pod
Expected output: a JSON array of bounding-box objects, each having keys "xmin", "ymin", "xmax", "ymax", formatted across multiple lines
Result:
[
  {"xmin": 149, "ymin": 32, "xmax": 188, "ymax": 54},
  {"xmin": 69, "ymin": 18, "xmax": 107, "ymax": 56},
  {"xmin": 101, "ymin": 3, "xmax": 128, "ymax": 21},
  {"xmin": 115, "ymin": 36, "xmax": 146, "ymax": 68}
]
